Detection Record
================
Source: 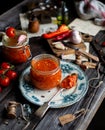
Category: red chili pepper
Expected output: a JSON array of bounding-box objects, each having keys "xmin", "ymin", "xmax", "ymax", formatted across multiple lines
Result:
[
  {"xmin": 42, "ymin": 24, "xmax": 70, "ymax": 39},
  {"xmin": 53, "ymin": 30, "xmax": 72, "ymax": 41},
  {"xmin": 102, "ymin": 41, "xmax": 105, "ymax": 46}
]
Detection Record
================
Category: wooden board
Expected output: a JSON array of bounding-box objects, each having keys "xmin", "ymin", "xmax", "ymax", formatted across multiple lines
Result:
[{"xmin": 48, "ymin": 39, "xmax": 86, "ymax": 57}]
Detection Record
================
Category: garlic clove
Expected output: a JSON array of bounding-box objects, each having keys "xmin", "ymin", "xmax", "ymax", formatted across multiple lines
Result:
[{"xmin": 52, "ymin": 41, "xmax": 67, "ymax": 50}]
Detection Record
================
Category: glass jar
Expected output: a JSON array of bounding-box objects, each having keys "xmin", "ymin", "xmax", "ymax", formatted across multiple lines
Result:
[
  {"xmin": 2, "ymin": 45, "xmax": 31, "ymax": 64},
  {"xmin": 30, "ymin": 54, "xmax": 62, "ymax": 90},
  {"xmin": 28, "ymin": 14, "xmax": 40, "ymax": 33},
  {"xmin": 2, "ymin": 30, "xmax": 32, "ymax": 64}
]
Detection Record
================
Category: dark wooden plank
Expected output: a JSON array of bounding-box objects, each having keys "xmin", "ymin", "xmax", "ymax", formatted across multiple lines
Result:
[{"xmin": 0, "ymin": 0, "xmax": 38, "ymax": 30}]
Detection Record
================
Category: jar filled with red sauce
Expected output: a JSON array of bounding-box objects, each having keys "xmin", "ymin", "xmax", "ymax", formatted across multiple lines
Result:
[
  {"xmin": 2, "ymin": 30, "xmax": 31, "ymax": 64},
  {"xmin": 30, "ymin": 54, "xmax": 62, "ymax": 90},
  {"xmin": 2, "ymin": 45, "xmax": 31, "ymax": 64}
]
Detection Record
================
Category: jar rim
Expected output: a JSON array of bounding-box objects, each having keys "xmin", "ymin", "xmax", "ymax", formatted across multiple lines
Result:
[
  {"xmin": 2, "ymin": 30, "xmax": 28, "ymax": 48},
  {"xmin": 31, "ymin": 54, "xmax": 61, "ymax": 75}
]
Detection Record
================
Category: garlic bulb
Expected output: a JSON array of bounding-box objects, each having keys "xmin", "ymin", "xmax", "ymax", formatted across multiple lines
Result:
[{"xmin": 69, "ymin": 30, "xmax": 82, "ymax": 44}]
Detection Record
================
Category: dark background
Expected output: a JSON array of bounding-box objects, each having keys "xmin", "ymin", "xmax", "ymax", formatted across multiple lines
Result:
[
  {"xmin": 0, "ymin": 0, "xmax": 105, "ymax": 130},
  {"xmin": 0, "ymin": 0, "xmax": 23, "ymax": 15}
]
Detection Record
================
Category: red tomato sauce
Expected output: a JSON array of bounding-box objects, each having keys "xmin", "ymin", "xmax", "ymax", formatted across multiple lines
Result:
[
  {"xmin": 3, "ymin": 45, "xmax": 31, "ymax": 64},
  {"xmin": 33, "ymin": 58, "xmax": 58, "ymax": 71},
  {"xmin": 30, "ymin": 58, "xmax": 62, "ymax": 90},
  {"xmin": 61, "ymin": 74, "xmax": 78, "ymax": 89}
]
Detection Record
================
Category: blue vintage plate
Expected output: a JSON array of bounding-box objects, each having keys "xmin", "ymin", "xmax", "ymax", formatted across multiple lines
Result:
[{"xmin": 19, "ymin": 60, "xmax": 88, "ymax": 108}]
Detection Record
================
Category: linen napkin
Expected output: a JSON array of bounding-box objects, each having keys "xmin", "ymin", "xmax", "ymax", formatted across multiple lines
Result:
[{"xmin": 74, "ymin": 0, "xmax": 105, "ymax": 26}]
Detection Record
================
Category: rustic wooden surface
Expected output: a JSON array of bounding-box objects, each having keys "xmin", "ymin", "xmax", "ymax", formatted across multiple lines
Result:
[
  {"xmin": 0, "ymin": 0, "xmax": 105, "ymax": 130},
  {"xmin": 47, "ymin": 39, "xmax": 86, "ymax": 57}
]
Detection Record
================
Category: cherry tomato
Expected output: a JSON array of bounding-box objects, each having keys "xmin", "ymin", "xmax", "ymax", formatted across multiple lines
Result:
[
  {"xmin": 6, "ymin": 70, "xmax": 17, "ymax": 80},
  {"xmin": 0, "ymin": 69, "xmax": 6, "ymax": 75},
  {"xmin": 1, "ymin": 62, "xmax": 11, "ymax": 69},
  {"xmin": 5, "ymin": 27, "xmax": 16, "ymax": 38},
  {"xmin": 0, "ymin": 76, "xmax": 10, "ymax": 87}
]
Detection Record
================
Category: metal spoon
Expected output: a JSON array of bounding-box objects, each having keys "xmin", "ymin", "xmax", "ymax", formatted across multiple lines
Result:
[
  {"xmin": 34, "ymin": 74, "xmax": 77, "ymax": 119},
  {"xmin": 34, "ymin": 87, "xmax": 64, "ymax": 118}
]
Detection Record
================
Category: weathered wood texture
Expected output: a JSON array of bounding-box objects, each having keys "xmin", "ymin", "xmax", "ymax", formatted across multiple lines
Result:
[{"xmin": 0, "ymin": 0, "xmax": 105, "ymax": 130}]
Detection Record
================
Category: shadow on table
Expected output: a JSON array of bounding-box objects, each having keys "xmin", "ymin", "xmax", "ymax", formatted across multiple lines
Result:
[{"xmin": 87, "ymin": 98, "xmax": 105, "ymax": 130}]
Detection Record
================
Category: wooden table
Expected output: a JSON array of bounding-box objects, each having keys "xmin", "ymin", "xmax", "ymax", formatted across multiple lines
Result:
[{"xmin": 0, "ymin": 0, "xmax": 105, "ymax": 130}]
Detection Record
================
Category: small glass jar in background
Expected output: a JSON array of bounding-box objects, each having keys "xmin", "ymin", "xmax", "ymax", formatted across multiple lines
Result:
[
  {"xmin": 28, "ymin": 13, "xmax": 40, "ymax": 33},
  {"xmin": 30, "ymin": 54, "xmax": 62, "ymax": 90}
]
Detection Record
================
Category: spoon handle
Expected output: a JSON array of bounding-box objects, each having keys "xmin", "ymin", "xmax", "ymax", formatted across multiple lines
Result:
[
  {"xmin": 35, "ymin": 88, "xmax": 64, "ymax": 118},
  {"xmin": 34, "ymin": 102, "xmax": 50, "ymax": 119}
]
